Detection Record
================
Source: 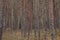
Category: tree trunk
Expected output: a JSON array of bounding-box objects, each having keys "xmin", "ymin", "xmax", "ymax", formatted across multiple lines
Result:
[
  {"xmin": 48, "ymin": 0, "xmax": 55, "ymax": 40},
  {"xmin": 33, "ymin": 0, "xmax": 40, "ymax": 40},
  {"xmin": 0, "ymin": 0, "xmax": 5, "ymax": 40}
]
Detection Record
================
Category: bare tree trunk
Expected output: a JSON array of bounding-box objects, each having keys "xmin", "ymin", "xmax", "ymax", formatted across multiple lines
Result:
[
  {"xmin": 0, "ymin": 0, "xmax": 5, "ymax": 40},
  {"xmin": 48, "ymin": 0, "xmax": 55, "ymax": 40},
  {"xmin": 13, "ymin": 0, "xmax": 18, "ymax": 30},
  {"xmin": 33, "ymin": 0, "xmax": 40, "ymax": 40},
  {"xmin": 54, "ymin": 0, "xmax": 60, "ymax": 38},
  {"xmin": 26, "ymin": 0, "xmax": 33, "ymax": 40},
  {"xmin": 42, "ymin": 0, "xmax": 48, "ymax": 40},
  {"xmin": 10, "ymin": 0, "xmax": 14, "ymax": 31},
  {"xmin": 21, "ymin": 0, "xmax": 28, "ymax": 39}
]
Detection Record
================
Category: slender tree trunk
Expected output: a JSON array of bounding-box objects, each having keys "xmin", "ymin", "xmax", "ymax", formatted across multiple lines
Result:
[
  {"xmin": 22, "ymin": 0, "xmax": 28, "ymax": 39},
  {"xmin": 10, "ymin": 0, "xmax": 13, "ymax": 31},
  {"xmin": 33, "ymin": 0, "xmax": 40, "ymax": 40},
  {"xmin": 48, "ymin": 0, "xmax": 55, "ymax": 40},
  {"xmin": 0, "ymin": 0, "xmax": 5, "ymax": 40},
  {"xmin": 27, "ymin": 0, "xmax": 33, "ymax": 40},
  {"xmin": 42, "ymin": 0, "xmax": 48, "ymax": 40}
]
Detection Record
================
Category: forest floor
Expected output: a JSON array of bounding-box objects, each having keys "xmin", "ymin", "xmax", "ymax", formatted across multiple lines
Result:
[{"xmin": 2, "ymin": 29, "xmax": 60, "ymax": 40}]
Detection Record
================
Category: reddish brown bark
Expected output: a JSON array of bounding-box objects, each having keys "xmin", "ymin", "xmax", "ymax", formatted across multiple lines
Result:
[
  {"xmin": 48, "ymin": 0, "xmax": 55, "ymax": 40},
  {"xmin": 27, "ymin": 1, "xmax": 32, "ymax": 40}
]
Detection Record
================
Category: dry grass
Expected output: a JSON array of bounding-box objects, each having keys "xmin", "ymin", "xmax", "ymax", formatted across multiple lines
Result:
[{"xmin": 2, "ymin": 29, "xmax": 60, "ymax": 40}]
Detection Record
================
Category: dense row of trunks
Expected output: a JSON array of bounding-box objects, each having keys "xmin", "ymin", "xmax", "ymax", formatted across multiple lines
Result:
[{"xmin": 0, "ymin": 0, "xmax": 60, "ymax": 40}]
